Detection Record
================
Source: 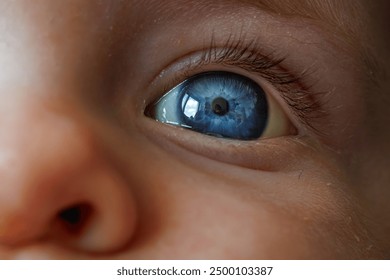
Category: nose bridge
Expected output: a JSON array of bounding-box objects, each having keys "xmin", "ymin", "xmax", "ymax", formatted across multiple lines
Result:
[{"xmin": 0, "ymin": 95, "xmax": 94, "ymax": 185}]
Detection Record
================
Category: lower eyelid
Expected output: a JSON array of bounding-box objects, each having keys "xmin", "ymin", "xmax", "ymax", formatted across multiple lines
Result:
[
  {"xmin": 141, "ymin": 100, "xmax": 301, "ymax": 173},
  {"xmin": 139, "ymin": 113, "xmax": 303, "ymax": 172}
]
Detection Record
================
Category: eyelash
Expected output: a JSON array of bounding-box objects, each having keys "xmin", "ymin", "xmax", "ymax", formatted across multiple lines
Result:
[{"xmin": 167, "ymin": 33, "xmax": 329, "ymax": 135}]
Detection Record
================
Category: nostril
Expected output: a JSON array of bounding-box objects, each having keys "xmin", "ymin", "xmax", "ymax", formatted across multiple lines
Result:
[{"xmin": 57, "ymin": 203, "xmax": 92, "ymax": 234}]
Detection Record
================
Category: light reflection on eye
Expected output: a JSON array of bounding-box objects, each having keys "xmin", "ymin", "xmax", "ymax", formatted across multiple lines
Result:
[
  {"xmin": 182, "ymin": 95, "xmax": 199, "ymax": 119},
  {"xmin": 146, "ymin": 71, "xmax": 291, "ymax": 140}
]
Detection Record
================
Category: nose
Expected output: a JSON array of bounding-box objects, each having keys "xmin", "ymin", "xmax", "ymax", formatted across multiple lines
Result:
[{"xmin": 0, "ymin": 96, "xmax": 137, "ymax": 253}]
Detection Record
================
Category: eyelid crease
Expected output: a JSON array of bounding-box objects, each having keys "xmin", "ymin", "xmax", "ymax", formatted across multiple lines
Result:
[{"xmin": 181, "ymin": 32, "xmax": 331, "ymax": 135}]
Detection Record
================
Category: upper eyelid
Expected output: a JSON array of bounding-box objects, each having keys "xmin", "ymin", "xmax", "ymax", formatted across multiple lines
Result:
[{"xmin": 201, "ymin": 33, "xmax": 301, "ymax": 86}]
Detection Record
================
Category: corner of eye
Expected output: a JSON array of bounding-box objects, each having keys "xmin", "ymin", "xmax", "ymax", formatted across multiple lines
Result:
[{"xmin": 143, "ymin": 103, "xmax": 156, "ymax": 118}]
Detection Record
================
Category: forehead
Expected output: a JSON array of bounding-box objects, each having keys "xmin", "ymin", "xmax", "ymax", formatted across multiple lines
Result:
[
  {"xmin": 0, "ymin": 0, "xmax": 383, "ymax": 84},
  {"xmin": 1, "ymin": 0, "xmax": 362, "ymax": 28},
  {"xmin": 1, "ymin": 0, "xmax": 364, "ymax": 39}
]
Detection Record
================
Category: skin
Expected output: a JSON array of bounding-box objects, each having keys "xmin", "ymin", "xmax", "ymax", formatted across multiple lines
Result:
[{"xmin": 0, "ymin": 0, "xmax": 389, "ymax": 259}]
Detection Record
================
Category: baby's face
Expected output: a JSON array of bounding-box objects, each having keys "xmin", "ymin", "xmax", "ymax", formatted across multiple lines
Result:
[{"xmin": 0, "ymin": 0, "xmax": 389, "ymax": 259}]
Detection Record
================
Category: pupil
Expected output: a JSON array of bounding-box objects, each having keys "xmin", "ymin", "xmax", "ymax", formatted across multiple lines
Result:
[{"xmin": 212, "ymin": 97, "xmax": 229, "ymax": 116}]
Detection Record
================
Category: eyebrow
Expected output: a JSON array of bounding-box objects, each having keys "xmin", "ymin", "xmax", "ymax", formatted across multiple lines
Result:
[
  {"xmin": 238, "ymin": 0, "xmax": 362, "ymax": 47},
  {"xmin": 238, "ymin": 0, "xmax": 383, "ymax": 92}
]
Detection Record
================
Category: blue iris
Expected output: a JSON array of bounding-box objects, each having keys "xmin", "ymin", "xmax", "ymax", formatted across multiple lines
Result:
[{"xmin": 149, "ymin": 71, "xmax": 268, "ymax": 140}]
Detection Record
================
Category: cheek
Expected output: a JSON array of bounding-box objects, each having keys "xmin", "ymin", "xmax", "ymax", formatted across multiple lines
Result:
[{"xmin": 106, "ymin": 132, "xmax": 378, "ymax": 259}]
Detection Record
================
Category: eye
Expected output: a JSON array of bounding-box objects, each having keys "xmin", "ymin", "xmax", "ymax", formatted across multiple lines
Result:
[{"xmin": 146, "ymin": 71, "xmax": 292, "ymax": 140}]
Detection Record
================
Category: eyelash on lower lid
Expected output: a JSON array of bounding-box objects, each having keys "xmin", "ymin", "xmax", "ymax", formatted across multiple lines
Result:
[{"xmin": 182, "ymin": 33, "xmax": 329, "ymax": 135}]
